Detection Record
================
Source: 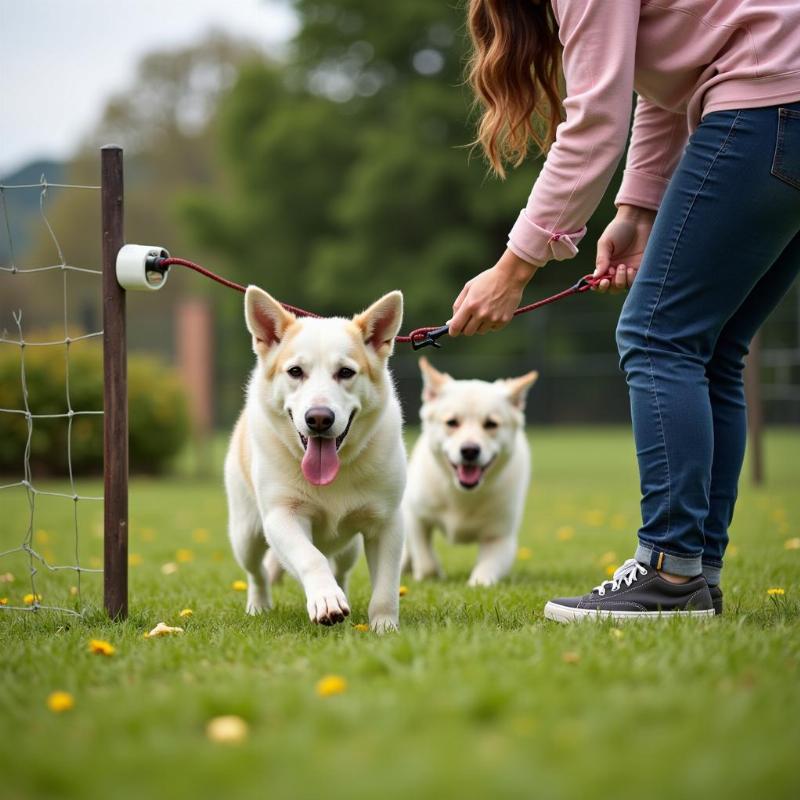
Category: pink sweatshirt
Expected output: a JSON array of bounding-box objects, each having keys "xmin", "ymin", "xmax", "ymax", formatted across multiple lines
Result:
[{"xmin": 506, "ymin": 0, "xmax": 800, "ymax": 266}]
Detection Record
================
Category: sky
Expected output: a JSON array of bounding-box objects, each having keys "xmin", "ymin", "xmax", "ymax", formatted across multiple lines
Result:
[{"xmin": 0, "ymin": 0, "xmax": 298, "ymax": 176}]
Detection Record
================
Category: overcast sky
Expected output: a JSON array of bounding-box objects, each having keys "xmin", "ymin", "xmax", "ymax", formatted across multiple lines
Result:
[{"xmin": 0, "ymin": 0, "xmax": 297, "ymax": 176}]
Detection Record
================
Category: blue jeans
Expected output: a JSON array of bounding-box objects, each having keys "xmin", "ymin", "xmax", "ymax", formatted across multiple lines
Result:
[{"xmin": 617, "ymin": 101, "xmax": 800, "ymax": 585}]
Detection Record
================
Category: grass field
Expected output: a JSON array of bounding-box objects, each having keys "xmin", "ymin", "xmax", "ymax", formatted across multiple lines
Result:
[{"xmin": 1, "ymin": 428, "xmax": 799, "ymax": 800}]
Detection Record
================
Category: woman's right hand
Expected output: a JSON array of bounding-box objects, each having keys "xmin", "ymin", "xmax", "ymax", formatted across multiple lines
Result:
[{"xmin": 594, "ymin": 204, "xmax": 657, "ymax": 293}]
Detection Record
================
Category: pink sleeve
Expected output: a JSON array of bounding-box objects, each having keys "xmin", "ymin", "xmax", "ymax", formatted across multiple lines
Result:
[
  {"xmin": 615, "ymin": 96, "xmax": 688, "ymax": 210},
  {"xmin": 507, "ymin": 0, "xmax": 640, "ymax": 266}
]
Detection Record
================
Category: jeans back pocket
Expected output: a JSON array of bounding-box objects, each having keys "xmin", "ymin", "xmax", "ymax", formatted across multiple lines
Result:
[{"xmin": 771, "ymin": 107, "xmax": 800, "ymax": 189}]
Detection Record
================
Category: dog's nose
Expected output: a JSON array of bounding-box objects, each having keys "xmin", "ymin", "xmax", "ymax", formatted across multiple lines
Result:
[
  {"xmin": 305, "ymin": 406, "xmax": 335, "ymax": 433},
  {"xmin": 460, "ymin": 443, "xmax": 481, "ymax": 462}
]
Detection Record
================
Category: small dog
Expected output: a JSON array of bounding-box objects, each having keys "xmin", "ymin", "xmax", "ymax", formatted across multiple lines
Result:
[
  {"xmin": 403, "ymin": 358, "xmax": 537, "ymax": 586},
  {"xmin": 224, "ymin": 286, "xmax": 406, "ymax": 632}
]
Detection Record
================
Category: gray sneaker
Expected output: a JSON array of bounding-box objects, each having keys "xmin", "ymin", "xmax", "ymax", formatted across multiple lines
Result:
[
  {"xmin": 544, "ymin": 559, "xmax": 714, "ymax": 622},
  {"xmin": 709, "ymin": 585, "xmax": 723, "ymax": 615}
]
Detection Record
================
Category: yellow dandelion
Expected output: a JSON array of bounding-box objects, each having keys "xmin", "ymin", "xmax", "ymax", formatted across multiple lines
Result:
[
  {"xmin": 767, "ymin": 587, "xmax": 785, "ymax": 596},
  {"xmin": 610, "ymin": 628, "xmax": 624, "ymax": 640},
  {"xmin": 128, "ymin": 553, "xmax": 143, "ymax": 567},
  {"xmin": 561, "ymin": 651, "xmax": 581, "ymax": 665},
  {"xmin": 352, "ymin": 623, "xmax": 369, "ymax": 632},
  {"xmin": 43, "ymin": 550, "xmax": 56, "ymax": 563},
  {"xmin": 69, "ymin": 586, "xmax": 79, "ymax": 597},
  {"xmin": 605, "ymin": 564, "xmax": 616, "ymax": 577},
  {"xmin": 599, "ymin": 551, "xmax": 617, "ymax": 566},
  {"xmin": 88, "ymin": 639, "xmax": 115, "ymax": 656},
  {"xmin": 161, "ymin": 562, "xmax": 178, "ymax": 576},
  {"xmin": 517, "ymin": 546, "xmax": 533, "ymax": 561},
  {"xmin": 212, "ymin": 551, "xmax": 225, "ymax": 562},
  {"xmin": 206, "ymin": 715, "xmax": 248, "ymax": 744},
  {"xmin": 582, "ymin": 510, "xmax": 605, "ymax": 527},
  {"xmin": 23, "ymin": 593, "xmax": 42, "ymax": 605},
  {"xmin": 0, "ymin": 597, "xmax": 7, "ymax": 605},
  {"xmin": 727, "ymin": 545, "xmax": 739, "ymax": 558},
  {"xmin": 179, "ymin": 608, "xmax": 193, "ymax": 618},
  {"xmin": 556, "ymin": 526, "xmax": 575, "ymax": 541},
  {"xmin": 784, "ymin": 538, "xmax": 800, "ymax": 551},
  {"xmin": 176, "ymin": 548, "xmax": 194, "ymax": 564},
  {"xmin": 34, "ymin": 529, "xmax": 50, "ymax": 544},
  {"xmin": 399, "ymin": 585, "xmax": 409, "ymax": 597},
  {"xmin": 231, "ymin": 580, "xmax": 247, "ymax": 592},
  {"xmin": 316, "ymin": 674, "xmax": 347, "ymax": 697},
  {"xmin": 89, "ymin": 556, "xmax": 102, "ymax": 569},
  {"xmin": 192, "ymin": 528, "xmax": 210, "ymax": 543},
  {"xmin": 47, "ymin": 691, "xmax": 75, "ymax": 713},
  {"xmin": 145, "ymin": 622, "xmax": 184, "ymax": 638}
]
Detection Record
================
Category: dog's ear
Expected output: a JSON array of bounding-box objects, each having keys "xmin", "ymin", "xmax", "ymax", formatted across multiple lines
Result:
[
  {"xmin": 353, "ymin": 291, "xmax": 403, "ymax": 357},
  {"xmin": 245, "ymin": 286, "xmax": 295, "ymax": 355},
  {"xmin": 418, "ymin": 356, "xmax": 451, "ymax": 402},
  {"xmin": 497, "ymin": 371, "xmax": 538, "ymax": 410}
]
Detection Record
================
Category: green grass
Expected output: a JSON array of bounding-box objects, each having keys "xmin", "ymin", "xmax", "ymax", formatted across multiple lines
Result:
[{"xmin": 1, "ymin": 428, "xmax": 799, "ymax": 800}]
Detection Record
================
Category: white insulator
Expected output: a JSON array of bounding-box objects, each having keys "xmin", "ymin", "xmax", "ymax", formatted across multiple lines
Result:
[{"xmin": 116, "ymin": 244, "xmax": 170, "ymax": 291}]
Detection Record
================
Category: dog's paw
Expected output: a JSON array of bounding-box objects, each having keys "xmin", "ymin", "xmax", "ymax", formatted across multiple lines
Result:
[
  {"xmin": 246, "ymin": 586, "xmax": 272, "ymax": 615},
  {"xmin": 369, "ymin": 615, "xmax": 399, "ymax": 635},
  {"xmin": 307, "ymin": 585, "xmax": 350, "ymax": 626},
  {"xmin": 467, "ymin": 572, "xmax": 499, "ymax": 588}
]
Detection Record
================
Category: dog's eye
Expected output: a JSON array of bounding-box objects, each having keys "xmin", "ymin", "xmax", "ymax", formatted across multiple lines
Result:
[
  {"xmin": 337, "ymin": 367, "xmax": 356, "ymax": 380},
  {"xmin": 445, "ymin": 418, "xmax": 460, "ymax": 428},
  {"xmin": 483, "ymin": 419, "xmax": 499, "ymax": 430},
  {"xmin": 287, "ymin": 366, "xmax": 304, "ymax": 379}
]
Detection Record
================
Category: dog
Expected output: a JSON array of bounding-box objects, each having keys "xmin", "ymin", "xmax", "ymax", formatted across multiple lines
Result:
[
  {"xmin": 403, "ymin": 358, "xmax": 537, "ymax": 586},
  {"xmin": 224, "ymin": 286, "xmax": 406, "ymax": 632}
]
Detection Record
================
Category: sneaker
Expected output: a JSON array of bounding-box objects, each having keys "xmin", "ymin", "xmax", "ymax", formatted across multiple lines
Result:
[
  {"xmin": 544, "ymin": 559, "xmax": 714, "ymax": 622},
  {"xmin": 709, "ymin": 585, "xmax": 723, "ymax": 616}
]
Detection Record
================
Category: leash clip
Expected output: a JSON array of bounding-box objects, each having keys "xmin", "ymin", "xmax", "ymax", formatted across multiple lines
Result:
[{"xmin": 411, "ymin": 325, "xmax": 450, "ymax": 350}]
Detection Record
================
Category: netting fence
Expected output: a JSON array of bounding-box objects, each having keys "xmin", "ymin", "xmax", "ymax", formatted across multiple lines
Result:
[{"xmin": 0, "ymin": 146, "xmax": 128, "ymax": 618}]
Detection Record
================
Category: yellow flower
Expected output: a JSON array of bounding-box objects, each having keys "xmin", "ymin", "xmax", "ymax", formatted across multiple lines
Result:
[
  {"xmin": 581, "ymin": 510, "xmax": 605, "ymax": 527},
  {"xmin": 206, "ymin": 715, "xmax": 248, "ymax": 744},
  {"xmin": 231, "ymin": 580, "xmax": 247, "ymax": 592},
  {"xmin": 161, "ymin": 562, "xmax": 178, "ymax": 576},
  {"xmin": 352, "ymin": 623, "xmax": 369, "ymax": 632},
  {"xmin": 23, "ymin": 593, "xmax": 42, "ymax": 605},
  {"xmin": 192, "ymin": 528, "xmax": 210, "ymax": 543},
  {"xmin": 610, "ymin": 628, "xmax": 624, "ymax": 640},
  {"xmin": 0, "ymin": 597, "xmax": 7, "ymax": 605},
  {"xmin": 212, "ymin": 551, "xmax": 225, "ymax": 563},
  {"xmin": 179, "ymin": 608, "xmax": 193, "ymax": 618},
  {"xmin": 517, "ymin": 546, "xmax": 533, "ymax": 561},
  {"xmin": 599, "ymin": 551, "xmax": 617, "ymax": 566},
  {"xmin": 176, "ymin": 548, "xmax": 194, "ymax": 564},
  {"xmin": 47, "ymin": 691, "xmax": 75, "ymax": 713},
  {"xmin": 556, "ymin": 526, "xmax": 574, "ymax": 541},
  {"xmin": 785, "ymin": 538, "xmax": 800, "ymax": 551},
  {"xmin": 727, "ymin": 545, "xmax": 739, "ymax": 558},
  {"xmin": 767, "ymin": 587, "xmax": 785, "ymax": 596},
  {"xmin": 89, "ymin": 556, "xmax": 102, "ymax": 569},
  {"xmin": 128, "ymin": 553, "xmax": 143, "ymax": 567},
  {"xmin": 140, "ymin": 527, "xmax": 156, "ymax": 542},
  {"xmin": 69, "ymin": 586, "xmax": 79, "ymax": 597},
  {"xmin": 34, "ymin": 529, "xmax": 50, "ymax": 544},
  {"xmin": 88, "ymin": 639, "xmax": 115, "ymax": 656},
  {"xmin": 399, "ymin": 585, "xmax": 409, "ymax": 597},
  {"xmin": 145, "ymin": 622, "xmax": 184, "ymax": 638},
  {"xmin": 609, "ymin": 514, "xmax": 627, "ymax": 531},
  {"xmin": 316, "ymin": 674, "xmax": 347, "ymax": 697},
  {"xmin": 605, "ymin": 564, "xmax": 616, "ymax": 577}
]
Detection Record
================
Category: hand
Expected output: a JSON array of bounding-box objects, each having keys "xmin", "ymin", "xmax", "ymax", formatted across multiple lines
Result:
[
  {"xmin": 449, "ymin": 249, "xmax": 541, "ymax": 336},
  {"xmin": 594, "ymin": 204, "xmax": 656, "ymax": 293}
]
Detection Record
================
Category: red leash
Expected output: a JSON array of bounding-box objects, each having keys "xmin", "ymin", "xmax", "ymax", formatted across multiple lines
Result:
[{"xmin": 156, "ymin": 256, "xmax": 601, "ymax": 350}]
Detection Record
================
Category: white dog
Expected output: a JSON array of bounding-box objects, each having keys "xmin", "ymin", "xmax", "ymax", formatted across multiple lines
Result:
[
  {"xmin": 403, "ymin": 358, "xmax": 537, "ymax": 586},
  {"xmin": 224, "ymin": 286, "xmax": 406, "ymax": 632}
]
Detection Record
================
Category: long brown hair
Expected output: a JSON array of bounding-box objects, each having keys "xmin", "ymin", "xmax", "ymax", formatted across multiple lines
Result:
[{"xmin": 467, "ymin": 0, "xmax": 563, "ymax": 176}]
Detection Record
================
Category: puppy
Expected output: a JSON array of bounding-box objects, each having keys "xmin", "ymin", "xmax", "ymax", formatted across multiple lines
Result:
[
  {"xmin": 403, "ymin": 358, "xmax": 537, "ymax": 586},
  {"xmin": 224, "ymin": 287, "xmax": 406, "ymax": 632}
]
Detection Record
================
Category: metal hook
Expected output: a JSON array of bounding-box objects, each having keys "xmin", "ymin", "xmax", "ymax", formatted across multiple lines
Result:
[{"xmin": 411, "ymin": 324, "xmax": 450, "ymax": 350}]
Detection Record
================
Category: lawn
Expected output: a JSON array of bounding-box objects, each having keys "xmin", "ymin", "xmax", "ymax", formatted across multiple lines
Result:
[{"xmin": 1, "ymin": 428, "xmax": 798, "ymax": 800}]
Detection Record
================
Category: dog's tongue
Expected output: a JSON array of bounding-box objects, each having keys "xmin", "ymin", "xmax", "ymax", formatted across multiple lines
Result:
[
  {"xmin": 457, "ymin": 464, "xmax": 482, "ymax": 487},
  {"xmin": 301, "ymin": 437, "xmax": 340, "ymax": 486}
]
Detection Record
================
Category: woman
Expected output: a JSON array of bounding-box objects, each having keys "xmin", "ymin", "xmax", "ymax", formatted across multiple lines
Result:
[{"xmin": 449, "ymin": 0, "xmax": 800, "ymax": 621}]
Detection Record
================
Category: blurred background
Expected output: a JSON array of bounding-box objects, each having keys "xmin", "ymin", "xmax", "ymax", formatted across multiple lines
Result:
[{"xmin": 2, "ymin": 0, "xmax": 798, "ymax": 478}]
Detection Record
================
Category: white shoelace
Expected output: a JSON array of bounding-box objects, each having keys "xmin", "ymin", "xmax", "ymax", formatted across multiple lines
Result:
[{"xmin": 593, "ymin": 558, "xmax": 648, "ymax": 596}]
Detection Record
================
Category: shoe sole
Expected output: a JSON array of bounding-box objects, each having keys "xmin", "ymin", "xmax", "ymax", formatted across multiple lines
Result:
[{"xmin": 544, "ymin": 601, "xmax": 716, "ymax": 623}]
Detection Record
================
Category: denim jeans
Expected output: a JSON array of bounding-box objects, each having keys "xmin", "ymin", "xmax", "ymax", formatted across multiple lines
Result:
[{"xmin": 617, "ymin": 101, "xmax": 800, "ymax": 585}]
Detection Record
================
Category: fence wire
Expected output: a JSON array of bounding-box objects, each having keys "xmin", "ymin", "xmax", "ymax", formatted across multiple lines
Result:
[{"xmin": 0, "ymin": 177, "xmax": 103, "ymax": 616}]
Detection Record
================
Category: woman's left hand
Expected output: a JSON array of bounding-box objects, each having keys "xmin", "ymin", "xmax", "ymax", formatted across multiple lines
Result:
[{"xmin": 448, "ymin": 249, "xmax": 541, "ymax": 336}]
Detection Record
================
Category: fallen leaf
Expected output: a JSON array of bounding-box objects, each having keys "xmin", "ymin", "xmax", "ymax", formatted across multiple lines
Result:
[{"xmin": 145, "ymin": 622, "xmax": 184, "ymax": 638}]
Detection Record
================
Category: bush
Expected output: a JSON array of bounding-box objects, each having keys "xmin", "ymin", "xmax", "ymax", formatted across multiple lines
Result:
[{"xmin": 0, "ymin": 333, "xmax": 190, "ymax": 475}]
